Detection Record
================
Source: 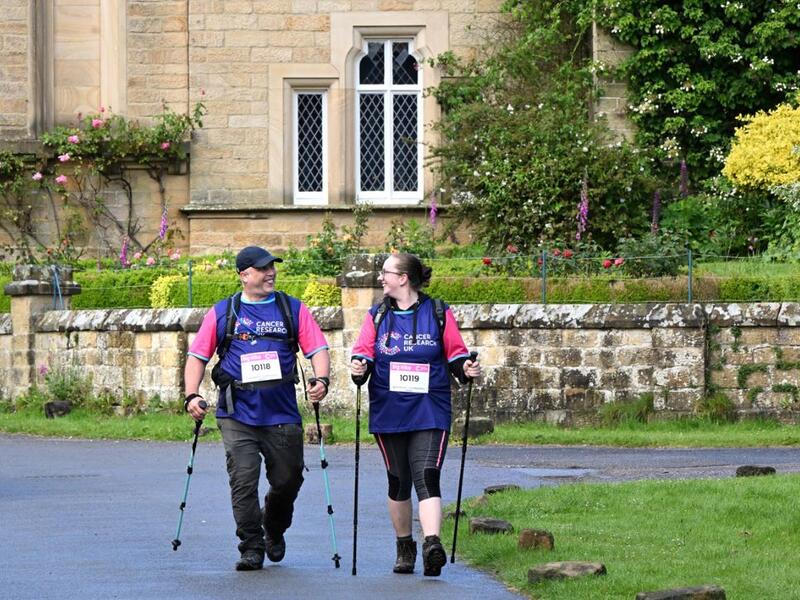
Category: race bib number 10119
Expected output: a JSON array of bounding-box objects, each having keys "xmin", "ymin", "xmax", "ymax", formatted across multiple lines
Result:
[{"xmin": 389, "ymin": 362, "xmax": 430, "ymax": 393}]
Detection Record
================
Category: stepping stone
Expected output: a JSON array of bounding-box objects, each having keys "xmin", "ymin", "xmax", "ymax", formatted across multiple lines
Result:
[
  {"xmin": 735, "ymin": 465, "xmax": 776, "ymax": 477},
  {"xmin": 518, "ymin": 528, "xmax": 554, "ymax": 551},
  {"xmin": 452, "ymin": 416, "xmax": 494, "ymax": 438},
  {"xmin": 469, "ymin": 517, "xmax": 513, "ymax": 535},
  {"xmin": 528, "ymin": 561, "xmax": 606, "ymax": 583},
  {"xmin": 635, "ymin": 584, "xmax": 726, "ymax": 599},
  {"xmin": 484, "ymin": 484, "xmax": 521, "ymax": 495},
  {"xmin": 304, "ymin": 423, "xmax": 333, "ymax": 443}
]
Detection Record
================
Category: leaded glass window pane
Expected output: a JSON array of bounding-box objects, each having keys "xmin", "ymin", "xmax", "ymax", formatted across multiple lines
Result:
[
  {"xmin": 360, "ymin": 94, "xmax": 385, "ymax": 192},
  {"xmin": 359, "ymin": 42, "xmax": 384, "ymax": 85},
  {"xmin": 392, "ymin": 42, "xmax": 418, "ymax": 85},
  {"xmin": 296, "ymin": 94, "xmax": 323, "ymax": 193},
  {"xmin": 393, "ymin": 94, "xmax": 418, "ymax": 192}
]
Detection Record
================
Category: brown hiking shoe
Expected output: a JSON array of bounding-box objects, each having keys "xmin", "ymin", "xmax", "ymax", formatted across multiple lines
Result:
[
  {"xmin": 422, "ymin": 535, "xmax": 446, "ymax": 576},
  {"xmin": 393, "ymin": 538, "xmax": 417, "ymax": 574}
]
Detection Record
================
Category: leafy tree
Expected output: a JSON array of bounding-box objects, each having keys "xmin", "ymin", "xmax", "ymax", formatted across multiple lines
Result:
[
  {"xmin": 429, "ymin": 0, "xmax": 658, "ymax": 253},
  {"xmin": 597, "ymin": 0, "xmax": 800, "ymax": 182}
]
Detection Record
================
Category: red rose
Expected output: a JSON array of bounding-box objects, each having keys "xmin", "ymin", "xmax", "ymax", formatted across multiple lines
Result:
[
  {"xmin": 552, "ymin": 248, "xmax": 561, "ymax": 257},
  {"xmin": 482, "ymin": 257, "xmax": 492, "ymax": 265},
  {"xmin": 602, "ymin": 259, "xmax": 612, "ymax": 269},
  {"xmin": 563, "ymin": 249, "xmax": 574, "ymax": 258},
  {"xmin": 506, "ymin": 244, "xmax": 518, "ymax": 253}
]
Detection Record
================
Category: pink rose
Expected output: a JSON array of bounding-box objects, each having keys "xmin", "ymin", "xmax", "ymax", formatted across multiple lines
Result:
[
  {"xmin": 160, "ymin": 141, "xmax": 171, "ymax": 150},
  {"xmin": 146, "ymin": 256, "xmax": 156, "ymax": 266},
  {"xmin": 32, "ymin": 172, "xmax": 43, "ymax": 181},
  {"xmin": 55, "ymin": 175, "xmax": 68, "ymax": 185},
  {"xmin": 552, "ymin": 248, "xmax": 561, "ymax": 257},
  {"xmin": 91, "ymin": 118, "xmax": 105, "ymax": 129},
  {"xmin": 68, "ymin": 135, "xmax": 80, "ymax": 144},
  {"xmin": 58, "ymin": 153, "xmax": 70, "ymax": 162},
  {"xmin": 170, "ymin": 250, "xmax": 181, "ymax": 261},
  {"xmin": 614, "ymin": 257, "xmax": 625, "ymax": 267},
  {"xmin": 506, "ymin": 244, "xmax": 518, "ymax": 253},
  {"xmin": 133, "ymin": 252, "xmax": 142, "ymax": 260}
]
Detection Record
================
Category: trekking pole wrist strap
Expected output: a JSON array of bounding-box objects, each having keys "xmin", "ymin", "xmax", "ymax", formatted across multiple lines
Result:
[
  {"xmin": 309, "ymin": 376, "xmax": 330, "ymax": 394},
  {"xmin": 184, "ymin": 393, "xmax": 203, "ymax": 412}
]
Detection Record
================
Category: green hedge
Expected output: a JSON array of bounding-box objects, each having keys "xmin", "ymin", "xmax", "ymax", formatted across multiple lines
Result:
[
  {"xmin": 0, "ymin": 274, "xmax": 10, "ymax": 313},
  {"xmin": 150, "ymin": 270, "xmax": 334, "ymax": 308},
  {"xmin": 3, "ymin": 266, "xmax": 799, "ymax": 313},
  {"xmin": 72, "ymin": 267, "xmax": 182, "ymax": 309}
]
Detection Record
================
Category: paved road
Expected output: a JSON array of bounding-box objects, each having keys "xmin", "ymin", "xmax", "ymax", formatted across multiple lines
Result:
[{"xmin": 2, "ymin": 434, "xmax": 799, "ymax": 600}]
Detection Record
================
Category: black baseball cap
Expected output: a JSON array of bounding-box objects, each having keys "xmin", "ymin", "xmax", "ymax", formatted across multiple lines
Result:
[{"xmin": 235, "ymin": 246, "xmax": 283, "ymax": 272}]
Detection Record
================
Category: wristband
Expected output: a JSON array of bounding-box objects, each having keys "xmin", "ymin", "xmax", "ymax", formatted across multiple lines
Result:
[
  {"xmin": 184, "ymin": 393, "xmax": 203, "ymax": 412},
  {"xmin": 309, "ymin": 376, "xmax": 330, "ymax": 393}
]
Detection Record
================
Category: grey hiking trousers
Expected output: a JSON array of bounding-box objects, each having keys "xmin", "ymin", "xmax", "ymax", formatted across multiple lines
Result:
[{"xmin": 218, "ymin": 418, "xmax": 305, "ymax": 554}]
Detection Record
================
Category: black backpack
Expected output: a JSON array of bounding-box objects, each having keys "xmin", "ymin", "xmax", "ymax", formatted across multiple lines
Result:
[{"xmin": 372, "ymin": 294, "xmax": 446, "ymax": 351}]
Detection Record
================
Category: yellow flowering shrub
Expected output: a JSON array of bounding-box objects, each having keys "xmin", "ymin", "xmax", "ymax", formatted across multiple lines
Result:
[{"xmin": 723, "ymin": 102, "xmax": 800, "ymax": 190}]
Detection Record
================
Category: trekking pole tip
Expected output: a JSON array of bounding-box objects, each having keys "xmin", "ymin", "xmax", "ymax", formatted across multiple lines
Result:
[{"xmin": 171, "ymin": 539, "xmax": 181, "ymax": 551}]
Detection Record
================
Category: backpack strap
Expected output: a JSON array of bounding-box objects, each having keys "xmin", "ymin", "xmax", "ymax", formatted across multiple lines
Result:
[
  {"xmin": 432, "ymin": 297, "xmax": 446, "ymax": 349},
  {"xmin": 274, "ymin": 290, "xmax": 299, "ymax": 354},
  {"xmin": 372, "ymin": 296, "xmax": 392, "ymax": 333},
  {"xmin": 217, "ymin": 291, "xmax": 242, "ymax": 359}
]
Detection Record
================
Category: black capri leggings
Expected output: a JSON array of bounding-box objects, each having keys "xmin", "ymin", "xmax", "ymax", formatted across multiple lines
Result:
[{"xmin": 374, "ymin": 429, "xmax": 449, "ymax": 502}]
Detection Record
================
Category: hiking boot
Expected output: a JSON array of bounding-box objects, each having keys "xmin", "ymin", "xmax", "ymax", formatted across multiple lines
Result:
[
  {"xmin": 265, "ymin": 531, "xmax": 286, "ymax": 563},
  {"xmin": 393, "ymin": 538, "xmax": 417, "ymax": 574},
  {"xmin": 422, "ymin": 535, "xmax": 446, "ymax": 577},
  {"xmin": 235, "ymin": 549, "xmax": 264, "ymax": 571}
]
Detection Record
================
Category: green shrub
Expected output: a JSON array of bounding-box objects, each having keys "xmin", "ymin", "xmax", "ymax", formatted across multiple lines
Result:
[
  {"xmin": 44, "ymin": 365, "xmax": 93, "ymax": 405},
  {"xmin": 385, "ymin": 218, "xmax": 437, "ymax": 258},
  {"xmin": 695, "ymin": 393, "xmax": 736, "ymax": 423},
  {"xmin": 301, "ymin": 280, "xmax": 341, "ymax": 307},
  {"xmin": 597, "ymin": 393, "xmax": 655, "ymax": 426}
]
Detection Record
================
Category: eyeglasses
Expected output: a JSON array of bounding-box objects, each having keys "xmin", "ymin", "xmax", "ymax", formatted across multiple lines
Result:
[{"xmin": 379, "ymin": 269, "xmax": 404, "ymax": 277}]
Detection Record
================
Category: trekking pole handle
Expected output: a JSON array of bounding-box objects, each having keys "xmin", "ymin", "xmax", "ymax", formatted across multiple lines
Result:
[
  {"xmin": 198, "ymin": 400, "xmax": 207, "ymax": 410},
  {"xmin": 467, "ymin": 351, "xmax": 479, "ymax": 378}
]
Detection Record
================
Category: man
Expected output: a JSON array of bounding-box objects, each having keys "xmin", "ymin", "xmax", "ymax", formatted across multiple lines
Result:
[{"xmin": 184, "ymin": 246, "xmax": 330, "ymax": 571}]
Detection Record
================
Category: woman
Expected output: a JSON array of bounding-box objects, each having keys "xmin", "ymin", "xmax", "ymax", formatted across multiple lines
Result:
[{"xmin": 350, "ymin": 253, "xmax": 481, "ymax": 576}]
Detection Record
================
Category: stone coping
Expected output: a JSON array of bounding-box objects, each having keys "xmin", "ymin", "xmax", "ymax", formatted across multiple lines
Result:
[
  {"xmin": 12, "ymin": 302, "xmax": 798, "ymax": 335},
  {"xmin": 0, "ymin": 314, "xmax": 10, "ymax": 335},
  {"xmin": 32, "ymin": 306, "xmax": 344, "ymax": 333},
  {"xmin": 452, "ymin": 302, "xmax": 800, "ymax": 329}
]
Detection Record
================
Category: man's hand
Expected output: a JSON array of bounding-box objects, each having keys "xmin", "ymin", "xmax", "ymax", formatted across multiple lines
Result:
[
  {"xmin": 307, "ymin": 377, "xmax": 329, "ymax": 403},
  {"xmin": 186, "ymin": 396, "xmax": 208, "ymax": 420}
]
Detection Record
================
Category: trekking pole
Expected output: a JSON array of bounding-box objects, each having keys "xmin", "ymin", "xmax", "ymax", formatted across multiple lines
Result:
[
  {"xmin": 302, "ymin": 366, "xmax": 342, "ymax": 569},
  {"xmin": 172, "ymin": 399, "xmax": 207, "ymax": 551},
  {"xmin": 352, "ymin": 383, "xmax": 362, "ymax": 576},
  {"xmin": 451, "ymin": 351, "xmax": 478, "ymax": 563}
]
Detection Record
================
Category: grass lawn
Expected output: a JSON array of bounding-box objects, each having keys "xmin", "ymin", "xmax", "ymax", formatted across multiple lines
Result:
[{"xmin": 442, "ymin": 474, "xmax": 800, "ymax": 599}]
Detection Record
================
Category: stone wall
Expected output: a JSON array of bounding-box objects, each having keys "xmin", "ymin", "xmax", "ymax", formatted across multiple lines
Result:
[{"xmin": 2, "ymin": 280, "xmax": 799, "ymax": 422}]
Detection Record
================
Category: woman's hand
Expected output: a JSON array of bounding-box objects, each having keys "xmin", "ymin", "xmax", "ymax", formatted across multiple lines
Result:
[
  {"xmin": 464, "ymin": 357, "xmax": 482, "ymax": 380},
  {"xmin": 350, "ymin": 358, "xmax": 367, "ymax": 377}
]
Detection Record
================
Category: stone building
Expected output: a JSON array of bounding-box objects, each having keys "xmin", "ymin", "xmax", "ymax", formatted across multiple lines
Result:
[{"xmin": 0, "ymin": 1, "xmax": 631, "ymax": 257}]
